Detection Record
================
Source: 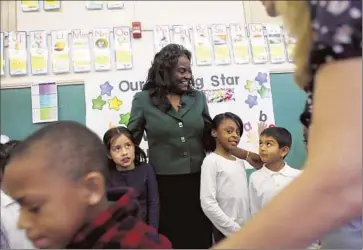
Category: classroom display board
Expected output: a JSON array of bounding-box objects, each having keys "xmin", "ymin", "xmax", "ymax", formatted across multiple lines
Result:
[
  {"xmin": 0, "ymin": 73, "xmax": 307, "ymax": 169},
  {"xmin": 0, "ymin": 23, "xmax": 295, "ymax": 79},
  {"xmin": 1, "ymin": 2, "xmax": 307, "ymax": 171},
  {"xmin": 85, "ymin": 65, "xmax": 275, "ymax": 158}
]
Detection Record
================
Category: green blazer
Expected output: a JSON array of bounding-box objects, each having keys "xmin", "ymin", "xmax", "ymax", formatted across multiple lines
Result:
[{"xmin": 128, "ymin": 89, "xmax": 210, "ymax": 175}]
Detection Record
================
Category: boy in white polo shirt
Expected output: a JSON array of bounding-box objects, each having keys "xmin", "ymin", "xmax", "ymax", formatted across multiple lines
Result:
[
  {"xmin": 249, "ymin": 127, "xmax": 299, "ymax": 216},
  {"xmin": 249, "ymin": 127, "xmax": 320, "ymax": 249}
]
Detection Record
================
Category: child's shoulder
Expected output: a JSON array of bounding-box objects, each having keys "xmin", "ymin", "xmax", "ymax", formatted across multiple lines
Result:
[
  {"xmin": 249, "ymin": 168, "xmax": 265, "ymax": 181},
  {"xmin": 138, "ymin": 163, "xmax": 155, "ymax": 172},
  {"xmin": 203, "ymin": 152, "xmax": 218, "ymax": 162},
  {"xmin": 285, "ymin": 164, "xmax": 302, "ymax": 176}
]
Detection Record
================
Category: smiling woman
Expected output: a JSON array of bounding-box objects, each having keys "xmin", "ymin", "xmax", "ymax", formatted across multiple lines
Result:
[
  {"xmin": 128, "ymin": 44, "xmax": 258, "ymax": 248},
  {"xmin": 127, "ymin": 44, "xmax": 213, "ymax": 248}
]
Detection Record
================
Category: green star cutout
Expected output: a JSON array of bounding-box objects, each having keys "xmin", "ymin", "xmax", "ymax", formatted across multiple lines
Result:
[
  {"xmin": 92, "ymin": 96, "xmax": 106, "ymax": 110},
  {"xmin": 257, "ymin": 85, "xmax": 271, "ymax": 99},
  {"xmin": 119, "ymin": 112, "xmax": 131, "ymax": 126},
  {"xmin": 244, "ymin": 80, "xmax": 254, "ymax": 93}
]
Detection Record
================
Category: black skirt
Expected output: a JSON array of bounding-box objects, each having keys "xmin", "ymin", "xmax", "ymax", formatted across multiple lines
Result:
[{"xmin": 156, "ymin": 172, "xmax": 213, "ymax": 249}]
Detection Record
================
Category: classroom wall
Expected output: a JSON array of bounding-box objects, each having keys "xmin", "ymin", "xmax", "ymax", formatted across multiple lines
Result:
[
  {"xmin": 1, "ymin": 1, "xmax": 290, "ymax": 88},
  {"xmin": 0, "ymin": 73, "xmax": 307, "ymax": 169},
  {"xmin": 0, "ymin": 2, "xmax": 306, "ymax": 168}
]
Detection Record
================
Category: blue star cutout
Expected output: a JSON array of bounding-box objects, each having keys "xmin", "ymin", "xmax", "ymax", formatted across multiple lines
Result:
[
  {"xmin": 245, "ymin": 95, "xmax": 258, "ymax": 109},
  {"xmin": 255, "ymin": 72, "xmax": 268, "ymax": 85},
  {"xmin": 100, "ymin": 81, "xmax": 114, "ymax": 96}
]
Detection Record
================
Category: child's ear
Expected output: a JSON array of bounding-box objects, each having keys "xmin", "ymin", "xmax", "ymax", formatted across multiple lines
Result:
[
  {"xmin": 211, "ymin": 129, "xmax": 217, "ymax": 138},
  {"xmin": 82, "ymin": 172, "xmax": 106, "ymax": 206},
  {"xmin": 280, "ymin": 146, "xmax": 290, "ymax": 158},
  {"xmin": 106, "ymin": 153, "xmax": 112, "ymax": 160}
]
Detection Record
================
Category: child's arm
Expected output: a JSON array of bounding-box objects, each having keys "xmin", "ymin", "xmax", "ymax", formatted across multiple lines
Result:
[
  {"xmin": 200, "ymin": 158, "xmax": 241, "ymax": 236},
  {"xmin": 230, "ymin": 148, "xmax": 263, "ymax": 169},
  {"xmin": 145, "ymin": 164, "xmax": 159, "ymax": 230},
  {"xmin": 248, "ymin": 174, "xmax": 259, "ymax": 218},
  {"xmin": 231, "ymin": 122, "xmax": 268, "ymax": 169}
]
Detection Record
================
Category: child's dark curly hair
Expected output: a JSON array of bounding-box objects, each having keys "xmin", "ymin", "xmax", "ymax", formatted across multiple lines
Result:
[
  {"xmin": 0, "ymin": 140, "xmax": 21, "ymax": 174},
  {"xmin": 142, "ymin": 43, "xmax": 195, "ymax": 112}
]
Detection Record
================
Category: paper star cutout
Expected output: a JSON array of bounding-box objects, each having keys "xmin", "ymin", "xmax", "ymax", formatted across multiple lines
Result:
[
  {"xmin": 255, "ymin": 72, "xmax": 268, "ymax": 85},
  {"xmin": 100, "ymin": 81, "xmax": 114, "ymax": 96},
  {"xmin": 92, "ymin": 96, "xmax": 106, "ymax": 110},
  {"xmin": 107, "ymin": 96, "xmax": 123, "ymax": 111},
  {"xmin": 244, "ymin": 80, "xmax": 255, "ymax": 93},
  {"xmin": 108, "ymin": 122, "xmax": 116, "ymax": 129},
  {"xmin": 245, "ymin": 95, "xmax": 258, "ymax": 109},
  {"xmin": 257, "ymin": 85, "xmax": 272, "ymax": 99},
  {"xmin": 119, "ymin": 112, "xmax": 131, "ymax": 126}
]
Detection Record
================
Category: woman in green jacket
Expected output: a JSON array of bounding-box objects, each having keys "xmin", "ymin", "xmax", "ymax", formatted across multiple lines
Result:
[{"xmin": 128, "ymin": 44, "xmax": 259, "ymax": 249}]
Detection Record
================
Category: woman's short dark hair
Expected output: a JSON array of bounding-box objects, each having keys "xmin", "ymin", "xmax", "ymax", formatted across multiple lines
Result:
[{"xmin": 143, "ymin": 43, "xmax": 194, "ymax": 112}]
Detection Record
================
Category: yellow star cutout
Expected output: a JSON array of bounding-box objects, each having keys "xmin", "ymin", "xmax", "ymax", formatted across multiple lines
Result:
[
  {"xmin": 108, "ymin": 122, "xmax": 116, "ymax": 129},
  {"xmin": 107, "ymin": 96, "xmax": 123, "ymax": 111},
  {"xmin": 244, "ymin": 80, "xmax": 255, "ymax": 93}
]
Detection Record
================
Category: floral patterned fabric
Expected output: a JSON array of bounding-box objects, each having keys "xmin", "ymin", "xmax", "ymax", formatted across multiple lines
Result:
[{"xmin": 303, "ymin": 1, "xmax": 362, "ymax": 249}]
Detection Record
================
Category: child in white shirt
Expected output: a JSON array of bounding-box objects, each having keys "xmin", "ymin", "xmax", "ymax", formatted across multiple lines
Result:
[
  {"xmin": 249, "ymin": 127, "xmax": 320, "ymax": 249},
  {"xmin": 0, "ymin": 140, "xmax": 35, "ymax": 249},
  {"xmin": 200, "ymin": 112, "xmax": 250, "ymax": 243}
]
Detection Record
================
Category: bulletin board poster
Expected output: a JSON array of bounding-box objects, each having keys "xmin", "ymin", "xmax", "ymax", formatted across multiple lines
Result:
[{"xmin": 85, "ymin": 65, "xmax": 275, "ymax": 157}]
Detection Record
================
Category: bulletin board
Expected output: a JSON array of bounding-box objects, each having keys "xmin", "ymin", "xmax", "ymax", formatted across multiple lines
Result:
[
  {"xmin": 0, "ymin": 1, "xmax": 306, "ymax": 169},
  {"xmin": 1, "ymin": 1, "xmax": 294, "ymax": 88},
  {"xmin": 0, "ymin": 73, "xmax": 307, "ymax": 169}
]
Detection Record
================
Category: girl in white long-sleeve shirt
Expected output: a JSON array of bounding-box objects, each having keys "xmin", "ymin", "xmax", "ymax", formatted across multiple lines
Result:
[{"xmin": 200, "ymin": 112, "xmax": 250, "ymax": 243}]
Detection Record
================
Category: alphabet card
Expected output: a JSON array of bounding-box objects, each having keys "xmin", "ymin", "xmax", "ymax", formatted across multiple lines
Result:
[
  {"xmin": 229, "ymin": 23, "xmax": 250, "ymax": 64},
  {"xmin": 43, "ymin": 0, "xmax": 61, "ymax": 10},
  {"xmin": 71, "ymin": 29, "xmax": 91, "ymax": 73},
  {"xmin": 29, "ymin": 30, "xmax": 49, "ymax": 75},
  {"xmin": 86, "ymin": 1, "xmax": 103, "ymax": 10},
  {"xmin": 113, "ymin": 26, "xmax": 133, "ymax": 70},
  {"xmin": 193, "ymin": 24, "xmax": 213, "ymax": 66},
  {"xmin": 153, "ymin": 25, "xmax": 171, "ymax": 54},
  {"xmin": 172, "ymin": 25, "xmax": 193, "ymax": 64},
  {"xmin": 264, "ymin": 24, "xmax": 286, "ymax": 64},
  {"xmin": 211, "ymin": 24, "xmax": 231, "ymax": 65},
  {"xmin": 107, "ymin": 1, "xmax": 124, "ymax": 9},
  {"xmin": 247, "ymin": 23, "xmax": 269, "ymax": 64},
  {"xmin": 93, "ymin": 28, "xmax": 111, "ymax": 71},
  {"xmin": 8, "ymin": 31, "xmax": 28, "ymax": 76},
  {"xmin": 21, "ymin": 0, "xmax": 39, "ymax": 12},
  {"xmin": 51, "ymin": 30, "xmax": 70, "ymax": 74},
  {"xmin": 283, "ymin": 29, "xmax": 296, "ymax": 63},
  {"xmin": 0, "ymin": 32, "xmax": 4, "ymax": 75}
]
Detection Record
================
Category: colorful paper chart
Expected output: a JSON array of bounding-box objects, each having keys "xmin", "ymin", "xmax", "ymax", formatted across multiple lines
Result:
[{"xmin": 31, "ymin": 81, "xmax": 58, "ymax": 123}]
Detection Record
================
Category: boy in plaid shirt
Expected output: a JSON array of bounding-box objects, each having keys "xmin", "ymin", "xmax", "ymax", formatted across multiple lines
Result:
[{"xmin": 2, "ymin": 121, "xmax": 171, "ymax": 249}]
